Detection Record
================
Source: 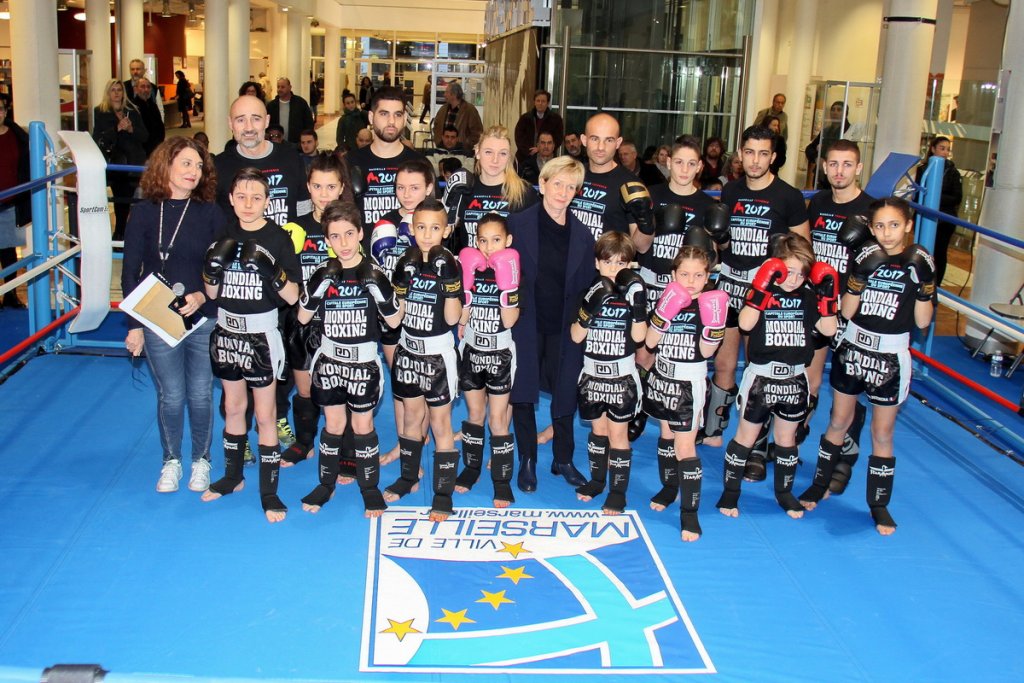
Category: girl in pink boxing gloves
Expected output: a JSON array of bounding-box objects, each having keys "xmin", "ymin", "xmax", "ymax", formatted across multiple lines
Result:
[
  {"xmin": 643, "ymin": 245, "xmax": 727, "ymax": 541},
  {"xmin": 454, "ymin": 213, "xmax": 521, "ymax": 507}
]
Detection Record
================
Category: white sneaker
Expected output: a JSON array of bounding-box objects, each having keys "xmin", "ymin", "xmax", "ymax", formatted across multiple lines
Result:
[
  {"xmin": 156, "ymin": 459, "xmax": 183, "ymax": 493},
  {"xmin": 188, "ymin": 459, "xmax": 212, "ymax": 492}
]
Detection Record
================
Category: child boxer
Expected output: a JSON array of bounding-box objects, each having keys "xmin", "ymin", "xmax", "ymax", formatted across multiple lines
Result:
[
  {"xmin": 800, "ymin": 197, "xmax": 935, "ymax": 535},
  {"xmin": 643, "ymin": 246, "xmax": 728, "ymax": 540},
  {"xmin": 455, "ymin": 214, "xmax": 520, "ymax": 507},
  {"xmin": 718, "ymin": 234, "xmax": 838, "ymax": 519},
  {"xmin": 201, "ymin": 168, "xmax": 301, "ymax": 523},
  {"xmin": 386, "ymin": 198, "xmax": 463, "ymax": 522},
  {"xmin": 297, "ymin": 200, "xmax": 402, "ymax": 516},
  {"xmin": 570, "ymin": 232, "xmax": 648, "ymax": 515}
]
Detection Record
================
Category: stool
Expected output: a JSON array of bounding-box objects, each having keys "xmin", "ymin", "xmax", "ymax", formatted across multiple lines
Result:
[{"xmin": 988, "ymin": 303, "xmax": 1024, "ymax": 378}]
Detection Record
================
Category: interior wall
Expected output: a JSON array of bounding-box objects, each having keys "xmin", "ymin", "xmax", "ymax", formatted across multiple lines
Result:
[{"xmin": 812, "ymin": 0, "xmax": 883, "ymax": 82}]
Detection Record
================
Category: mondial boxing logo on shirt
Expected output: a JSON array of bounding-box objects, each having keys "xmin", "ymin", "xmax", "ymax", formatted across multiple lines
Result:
[{"xmin": 361, "ymin": 507, "xmax": 714, "ymax": 674}]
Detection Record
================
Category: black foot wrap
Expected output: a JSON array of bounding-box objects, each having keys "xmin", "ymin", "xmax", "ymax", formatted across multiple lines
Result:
[
  {"xmin": 354, "ymin": 432, "xmax": 387, "ymax": 512},
  {"xmin": 300, "ymin": 485, "xmax": 333, "ymax": 507},
  {"xmin": 866, "ymin": 455, "xmax": 896, "ymax": 525},
  {"xmin": 832, "ymin": 401, "xmax": 867, "ymax": 494},
  {"xmin": 795, "ymin": 394, "xmax": 817, "ymax": 445},
  {"xmin": 870, "ymin": 505, "xmax": 897, "ymax": 529},
  {"xmin": 678, "ymin": 457, "xmax": 702, "ymax": 512},
  {"xmin": 577, "ymin": 432, "xmax": 609, "ymax": 496},
  {"xmin": 681, "ymin": 511, "xmax": 703, "ymax": 536},
  {"xmin": 799, "ymin": 436, "xmax": 843, "ymax": 503},
  {"xmin": 385, "ymin": 436, "xmax": 423, "ymax": 498},
  {"xmin": 339, "ymin": 423, "xmax": 356, "ymax": 480},
  {"xmin": 715, "ymin": 489, "xmax": 740, "ymax": 509},
  {"xmin": 283, "ymin": 394, "xmax": 320, "ymax": 463},
  {"xmin": 431, "ymin": 449, "xmax": 460, "ymax": 515},
  {"xmin": 720, "ymin": 439, "xmax": 750, "ymax": 504},
  {"xmin": 490, "ymin": 434, "xmax": 515, "ymax": 504},
  {"xmin": 281, "ymin": 442, "xmax": 313, "ymax": 464},
  {"xmin": 209, "ymin": 431, "xmax": 246, "ymax": 495},
  {"xmin": 300, "ymin": 430, "xmax": 342, "ymax": 507},
  {"xmin": 650, "ymin": 438, "xmax": 679, "ymax": 507},
  {"xmin": 456, "ymin": 421, "xmax": 485, "ymax": 490},
  {"xmin": 744, "ymin": 417, "xmax": 772, "ymax": 482},
  {"xmin": 602, "ymin": 448, "xmax": 632, "ymax": 512},
  {"xmin": 258, "ymin": 445, "xmax": 286, "ymax": 513},
  {"xmin": 700, "ymin": 381, "xmax": 738, "ymax": 440},
  {"xmin": 773, "ymin": 445, "xmax": 802, "ymax": 512}
]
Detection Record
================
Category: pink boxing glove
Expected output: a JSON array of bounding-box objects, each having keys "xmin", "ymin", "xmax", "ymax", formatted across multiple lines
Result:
[
  {"xmin": 698, "ymin": 290, "xmax": 729, "ymax": 343},
  {"xmin": 458, "ymin": 247, "xmax": 488, "ymax": 306},
  {"xmin": 649, "ymin": 282, "xmax": 693, "ymax": 333},
  {"xmin": 490, "ymin": 248, "xmax": 521, "ymax": 309}
]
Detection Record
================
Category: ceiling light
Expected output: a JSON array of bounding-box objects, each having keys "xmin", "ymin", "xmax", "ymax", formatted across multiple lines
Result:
[
  {"xmin": 160, "ymin": 0, "xmax": 172, "ymax": 18},
  {"xmin": 72, "ymin": 11, "xmax": 115, "ymax": 23},
  {"xmin": 0, "ymin": 2, "xmax": 9, "ymax": 20},
  {"xmin": 57, "ymin": 0, "xmax": 69, "ymax": 11}
]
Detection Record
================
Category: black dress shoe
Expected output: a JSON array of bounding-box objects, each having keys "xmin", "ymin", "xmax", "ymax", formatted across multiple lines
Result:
[
  {"xmin": 551, "ymin": 461, "xmax": 587, "ymax": 487},
  {"xmin": 517, "ymin": 458, "xmax": 537, "ymax": 492}
]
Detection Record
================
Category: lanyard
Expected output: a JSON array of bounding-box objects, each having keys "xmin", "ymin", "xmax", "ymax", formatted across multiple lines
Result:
[{"xmin": 158, "ymin": 197, "xmax": 191, "ymax": 273}]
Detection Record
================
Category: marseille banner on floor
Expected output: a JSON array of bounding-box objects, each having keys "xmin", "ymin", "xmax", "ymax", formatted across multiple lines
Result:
[{"xmin": 362, "ymin": 507, "xmax": 715, "ymax": 675}]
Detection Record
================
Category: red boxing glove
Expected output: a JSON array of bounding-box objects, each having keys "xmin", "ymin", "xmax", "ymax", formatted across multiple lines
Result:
[
  {"xmin": 745, "ymin": 257, "xmax": 787, "ymax": 311},
  {"xmin": 698, "ymin": 290, "xmax": 729, "ymax": 343},
  {"xmin": 649, "ymin": 282, "xmax": 692, "ymax": 333},
  {"xmin": 809, "ymin": 261, "xmax": 840, "ymax": 316},
  {"xmin": 490, "ymin": 248, "xmax": 521, "ymax": 309},
  {"xmin": 458, "ymin": 247, "xmax": 487, "ymax": 306}
]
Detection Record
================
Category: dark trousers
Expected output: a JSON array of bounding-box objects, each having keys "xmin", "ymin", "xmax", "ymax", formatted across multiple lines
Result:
[
  {"xmin": 934, "ymin": 221, "xmax": 956, "ymax": 286},
  {"xmin": 512, "ymin": 332, "xmax": 577, "ymax": 465}
]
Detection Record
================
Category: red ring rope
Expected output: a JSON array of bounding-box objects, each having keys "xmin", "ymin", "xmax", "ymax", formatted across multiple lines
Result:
[
  {"xmin": 910, "ymin": 348, "xmax": 1019, "ymax": 414},
  {"xmin": 0, "ymin": 307, "xmax": 81, "ymax": 366}
]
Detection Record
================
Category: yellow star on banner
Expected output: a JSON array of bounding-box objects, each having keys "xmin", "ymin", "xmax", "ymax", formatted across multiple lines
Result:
[
  {"xmin": 476, "ymin": 589, "xmax": 515, "ymax": 610},
  {"xmin": 435, "ymin": 608, "xmax": 476, "ymax": 630},
  {"xmin": 379, "ymin": 618, "xmax": 421, "ymax": 642},
  {"xmin": 497, "ymin": 541, "xmax": 531, "ymax": 559},
  {"xmin": 496, "ymin": 565, "xmax": 534, "ymax": 585}
]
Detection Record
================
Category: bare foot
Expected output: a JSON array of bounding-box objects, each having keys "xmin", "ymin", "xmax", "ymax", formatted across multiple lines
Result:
[
  {"xmin": 455, "ymin": 485, "xmax": 470, "ymax": 494},
  {"xmin": 876, "ymin": 523, "xmax": 896, "ymax": 536},
  {"xmin": 800, "ymin": 490, "xmax": 828, "ymax": 511},
  {"xmin": 681, "ymin": 530, "xmax": 701, "ymax": 542},
  {"xmin": 365, "ymin": 508, "xmax": 385, "ymax": 519},
  {"xmin": 428, "ymin": 510, "xmax": 451, "ymax": 522},
  {"xmin": 786, "ymin": 509, "xmax": 804, "ymax": 519},
  {"xmin": 702, "ymin": 435, "xmax": 722, "ymax": 447},
  {"xmin": 201, "ymin": 480, "xmax": 244, "ymax": 502},
  {"xmin": 453, "ymin": 431, "xmax": 463, "ymax": 442},
  {"xmin": 336, "ymin": 475, "xmax": 355, "ymax": 485},
  {"xmin": 380, "ymin": 445, "xmax": 400, "ymax": 466},
  {"xmin": 494, "ymin": 498, "xmax": 511, "ymax": 509},
  {"xmin": 577, "ymin": 493, "xmax": 593, "ymax": 502},
  {"xmin": 383, "ymin": 480, "xmax": 419, "ymax": 503},
  {"xmin": 602, "ymin": 508, "xmax": 622, "ymax": 516},
  {"xmin": 650, "ymin": 501, "xmax": 667, "ymax": 512},
  {"xmin": 537, "ymin": 425, "xmax": 554, "ymax": 444},
  {"xmin": 718, "ymin": 506, "xmax": 739, "ymax": 518},
  {"xmin": 265, "ymin": 509, "xmax": 286, "ymax": 523}
]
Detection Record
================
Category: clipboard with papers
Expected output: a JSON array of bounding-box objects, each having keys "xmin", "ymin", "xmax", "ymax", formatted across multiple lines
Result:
[{"xmin": 119, "ymin": 272, "xmax": 208, "ymax": 347}]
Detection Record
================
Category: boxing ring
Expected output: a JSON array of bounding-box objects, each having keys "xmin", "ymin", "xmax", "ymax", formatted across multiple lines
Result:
[{"xmin": 1, "ymin": 126, "xmax": 1022, "ymax": 682}]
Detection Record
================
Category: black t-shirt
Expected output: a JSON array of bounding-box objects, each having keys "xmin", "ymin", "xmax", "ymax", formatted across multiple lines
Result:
[
  {"xmin": 807, "ymin": 190, "xmax": 875, "ymax": 290},
  {"xmin": 536, "ymin": 209, "xmax": 570, "ymax": 335},
  {"xmin": 318, "ymin": 258, "xmax": 384, "ymax": 344},
  {"xmin": 654, "ymin": 300, "xmax": 710, "ymax": 363},
  {"xmin": 346, "ymin": 145, "xmax": 426, "ymax": 233},
  {"xmin": 585, "ymin": 292, "xmax": 635, "ymax": 362},
  {"xmin": 570, "ymin": 164, "xmax": 638, "ymax": 241},
  {"xmin": 720, "ymin": 176, "xmax": 807, "ymax": 272},
  {"xmin": 373, "ymin": 208, "xmax": 414, "ymax": 280},
  {"xmin": 453, "ymin": 180, "xmax": 539, "ymax": 250},
  {"xmin": 402, "ymin": 251, "xmax": 457, "ymax": 337},
  {"xmin": 217, "ymin": 220, "xmax": 302, "ymax": 315},
  {"xmin": 214, "ymin": 142, "xmax": 310, "ymax": 228},
  {"xmin": 283, "ymin": 213, "xmax": 331, "ymax": 286},
  {"xmin": 467, "ymin": 266, "xmax": 509, "ymax": 335},
  {"xmin": 853, "ymin": 255, "xmax": 922, "ymax": 335},
  {"xmin": 746, "ymin": 286, "xmax": 819, "ymax": 366},
  {"xmin": 641, "ymin": 185, "xmax": 716, "ymax": 281}
]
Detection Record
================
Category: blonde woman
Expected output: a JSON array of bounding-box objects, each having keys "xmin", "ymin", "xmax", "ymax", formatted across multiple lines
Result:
[{"xmin": 92, "ymin": 79, "xmax": 148, "ymax": 241}]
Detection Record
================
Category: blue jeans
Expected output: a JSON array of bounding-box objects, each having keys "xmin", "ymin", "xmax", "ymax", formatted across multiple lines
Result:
[{"xmin": 143, "ymin": 318, "xmax": 215, "ymax": 463}]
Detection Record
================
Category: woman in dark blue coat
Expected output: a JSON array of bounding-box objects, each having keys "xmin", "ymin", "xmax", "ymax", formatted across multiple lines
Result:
[{"xmin": 508, "ymin": 156, "xmax": 595, "ymax": 492}]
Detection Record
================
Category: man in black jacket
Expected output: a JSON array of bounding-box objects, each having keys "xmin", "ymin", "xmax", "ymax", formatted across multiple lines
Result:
[
  {"xmin": 266, "ymin": 78, "xmax": 314, "ymax": 144},
  {"xmin": 131, "ymin": 78, "xmax": 165, "ymax": 157}
]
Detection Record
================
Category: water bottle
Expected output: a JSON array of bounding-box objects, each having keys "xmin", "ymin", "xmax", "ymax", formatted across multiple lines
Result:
[{"xmin": 991, "ymin": 352, "xmax": 1003, "ymax": 378}]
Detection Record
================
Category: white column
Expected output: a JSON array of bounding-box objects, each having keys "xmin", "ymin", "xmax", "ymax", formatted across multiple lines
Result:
[
  {"xmin": 119, "ymin": 0, "xmax": 144, "ymax": 80},
  {"xmin": 873, "ymin": 0, "xmax": 938, "ymax": 170},
  {"xmin": 204, "ymin": 0, "xmax": 230, "ymax": 152},
  {"xmin": 782, "ymin": 0, "xmax": 816, "ymax": 187},
  {"xmin": 286, "ymin": 12, "xmax": 304, "ymax": 98},
  {"xmin": 299, "ymin": 20, "xmax": 311, "ymax": 103},
  {"xmin": 228, "ymin": 0, "xmax": 251, "ymax": 97},
  {"xmin": 270, "ymin": 9, "xmax": 288, "ymax": 84},
  {"xmin": 967, "ymin": 1, "xmax": 1024, "ymax": 351},
  {"xmin": 10, "ymin": 0, "xmax": 60, "ymax": 133},
  {"xmin": 744, "ymin": 0, "xmax": 780, "ymax": 136},
  {"xmin": 324, "ymin": 27, "xmax": 341, "ymax": 115},
  {"xmin": 85, "ymin": 0, "xmax": 113, "ymax": 110}
]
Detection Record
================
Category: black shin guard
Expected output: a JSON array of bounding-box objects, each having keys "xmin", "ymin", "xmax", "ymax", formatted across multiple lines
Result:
[
  {"xmin": 456, "ymin": 421, "xmax": 485, "ymax": 490},
  {"xmin": 258, "ymin": 444, "xmax": 286, "ymax": 513},
  {"xmin": 866, "ymin": 455, "xmax": 897, "ymax": 528},
  {"xmin": 678, "ymin": 458, "xmax": 703, "ymax": 536},
  {"xmin": 603, "ymin": 448, "xmax": 632, "ymax": 513},
  {"xmin": 799, "ymin": 436, "xmax": 842, "ymax": 504},
  {"xmin": 832, "ymin": 401, "xmax": 867, "ymax": 494},
  {"xmin": 431, "ymin": 449, "xmax": 460, "ymax": 515},
  {"xmin": 354, "ymin": 432, "xmax": 387, "ymax": 512},
  {"xmin": 700, "ymin": 381, "xmax": 738, "ymax": 442},
  {"xmin": 773, "ymin": 445, "xmax": 803, "ymax": 512},
  {"xmin": 209, "ymin": 431, "xmax": 246, "ymax": 495},
  {"xmin": 338, "ymin": 422, "xmax": 357, "ymax": 480},
  {"xmin": 650, "ymin": 438, "xmax": 679, "ymax": 507},
  {"xmin": 385, "ymin": 436, "xmax": 423, "ymax": 498},
  {"xmin": 795, "ymin": 394, "xmax": 818, "ymax": 445},
  {"xmin": 576, "ymin": 433, "xmax": 609, "ymax": 498},
  {"xmin": 301, "ymin": 429, "xmax": 341, "ymax": 507},
  {"xmin": 490, "ymin": 434, "xmax": 516, "ymax": 504},
  {"xmin": 283, "ymin": 395, "xmax": 319, "ymax": 463},
  {"xmin": 715, "ymin": 440, "xmax": 750, "ymax": 509},
  {"xmin": 744, "ymin": 417, "xmax": 773, "ymax": 482}
]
